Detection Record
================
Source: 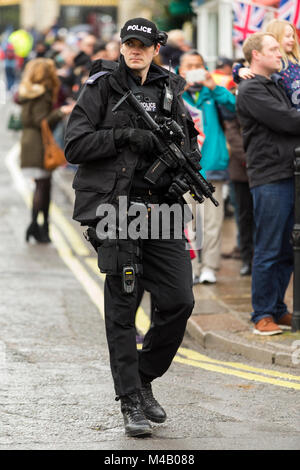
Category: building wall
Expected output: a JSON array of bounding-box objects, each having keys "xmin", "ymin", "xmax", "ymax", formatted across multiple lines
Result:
[
  {"xmin": 193, "ymin": 0, "xmax": 233, "ymax": 69},
  {"xmin": 21, "ymin": 0, "xmax": 60, "ymax": 31},
  {"xmin": 19, "ymin": 0, "xmax": 119, "ymax": 32},
  {"xmin": 0, "ymin": 2, "xmax": 20, "ymax": 32},
  {"xmin": 0, "ymin": 0, "xmax": 157, "ymax": 33},
  {"xmin": 118, "ymin": 0, "xmax": 155, "ymax": 27}
]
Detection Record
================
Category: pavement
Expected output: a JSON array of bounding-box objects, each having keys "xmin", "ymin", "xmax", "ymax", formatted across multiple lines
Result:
[{"xmin": 53, "ymin": 166, "xmax": 300, "ymax": 369}]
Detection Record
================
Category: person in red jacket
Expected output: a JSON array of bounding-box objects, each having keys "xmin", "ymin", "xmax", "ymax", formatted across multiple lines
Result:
[{"xmin": 4, "ymin": 43, "xmax": 17, "ymax": 91}]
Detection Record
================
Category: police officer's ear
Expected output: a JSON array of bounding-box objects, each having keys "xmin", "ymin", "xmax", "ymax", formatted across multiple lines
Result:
[
  {"xmin": 154, "ymin": 43, "xmax": 161, "ymax": 57},
  {"xmin": 120, "ymin": 44, "xmax": 124, "ymax": 55}
]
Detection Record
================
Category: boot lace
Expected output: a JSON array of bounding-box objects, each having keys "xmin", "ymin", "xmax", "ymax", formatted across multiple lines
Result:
[
  {"xmin": 140, "ymin": 383, "xmax": 158, "ymax": 407},
  {"xmin": 121, "ymin": 393, "xmax": 145, "ymax": 420}
]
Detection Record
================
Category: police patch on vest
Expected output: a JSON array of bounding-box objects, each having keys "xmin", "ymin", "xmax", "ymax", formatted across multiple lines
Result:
[
  {"xmin": 134, "ymin": 92, "xmax": 158, "ymax": 113},
  {"xmin": 140, "ymin": 101, "xmax": 157, "ymax": 112}
]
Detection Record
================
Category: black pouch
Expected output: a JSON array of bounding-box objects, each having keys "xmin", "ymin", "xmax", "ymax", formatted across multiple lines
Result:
[
  {"xmin": 97, "ymin": 239, "xmax": 143, "ymax": 275},
  {"xmin": 97, "ymin": 239, "xmax": 119, "ymax": 274}
]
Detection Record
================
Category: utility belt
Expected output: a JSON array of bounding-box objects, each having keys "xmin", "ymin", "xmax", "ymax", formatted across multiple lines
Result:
[
  {"xmin": 129, "ymin": 188, "xmax": 168, "ymax": 205},
  {"xmin": 83, "ymin": 192, "xmax": 182, "ymax": 294}
]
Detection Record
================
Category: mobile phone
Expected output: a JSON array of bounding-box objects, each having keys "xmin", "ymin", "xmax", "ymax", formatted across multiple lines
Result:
[{"xmin": 186, "ymin": 68, "xmax": 207, "ymax": 83}]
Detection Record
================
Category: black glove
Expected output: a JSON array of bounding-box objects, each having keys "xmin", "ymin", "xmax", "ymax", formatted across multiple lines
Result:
[
  {"xmin": 188, "ymin": 149, "xmax": 202, "ymax": 171},
  {"xmin": 168, "ymin": 173, "xmax": 190, "ymax": 200},
  {"xmin": 114, "ymin": 128, "xmax": 159, "ymax": 154}
]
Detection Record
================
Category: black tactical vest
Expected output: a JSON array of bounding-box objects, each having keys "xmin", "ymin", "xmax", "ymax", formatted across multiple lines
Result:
[{"xmin": 126, "ymin": 72, "xmax": 173, "ymax": 192}]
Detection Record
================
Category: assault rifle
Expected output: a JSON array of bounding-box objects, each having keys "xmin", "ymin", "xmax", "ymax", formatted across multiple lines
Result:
[{"xmin": 112, "ymin": 90, "xmax": 219, "ymax": 207}]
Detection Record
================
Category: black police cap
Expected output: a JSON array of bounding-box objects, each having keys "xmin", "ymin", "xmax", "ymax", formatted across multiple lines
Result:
[{"xmin": 120, "ymin": 17, "xmax": 167, "ymax": 47}]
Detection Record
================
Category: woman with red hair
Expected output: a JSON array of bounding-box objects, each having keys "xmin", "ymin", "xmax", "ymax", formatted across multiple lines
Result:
[{"xmin": 18, "ymin": 58, "xmax": 73, "ymax": 243}]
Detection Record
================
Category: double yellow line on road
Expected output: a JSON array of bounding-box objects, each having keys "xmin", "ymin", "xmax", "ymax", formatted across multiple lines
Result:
[
  {"xmin": 175, "ymin": 348, "xmax": 300, "ymax": 390},
  {"xmin": 6, "ymin": 143, "xmax": 300, "ymax": 391}
]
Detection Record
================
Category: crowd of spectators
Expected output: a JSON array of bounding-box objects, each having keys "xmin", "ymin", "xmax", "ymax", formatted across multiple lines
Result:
[
  {"xmin": 1, "ymin": 15, "xmax": 298, "ymax": 337},
  {"xmin": 0, "ymin": 22, "xmax": 249, "ymax": 280}
]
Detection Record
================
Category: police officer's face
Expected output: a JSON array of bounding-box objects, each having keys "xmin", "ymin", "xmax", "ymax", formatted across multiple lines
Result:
[{"xmin": 121, "ymin": 39, "xmax": 160, "ymax": 73}]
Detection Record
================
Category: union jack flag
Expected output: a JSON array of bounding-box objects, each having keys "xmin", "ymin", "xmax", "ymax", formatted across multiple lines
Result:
[
  {"xmin": 278, "ymin": 0, "xmax": 300, "ymax": 29},
  {"xmin": 233, "ymin": 1, "xmax": 267, "ymax": 45},
  {"xmin": 183, "ymin": 100, "xmax": 205, "ymax": 150}
]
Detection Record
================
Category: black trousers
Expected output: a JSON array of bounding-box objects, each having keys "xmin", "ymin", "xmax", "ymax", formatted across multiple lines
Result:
[
  {"xmin": 104, "ymin": 235, "xmax": 194, "ymax": 397},
  {"xmin": 233, "ymin": 181, "xmax": 254, "ymax": 265}
]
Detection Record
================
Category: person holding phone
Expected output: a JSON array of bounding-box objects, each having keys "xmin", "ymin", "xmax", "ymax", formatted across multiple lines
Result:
[{"xmin": 178, "ymin": 51, "xmax": 236, "ymax": 284}]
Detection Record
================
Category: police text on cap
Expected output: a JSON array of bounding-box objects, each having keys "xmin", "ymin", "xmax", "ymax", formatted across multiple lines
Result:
[{"xmin": 127, "ymin": 25, "xmax": 152, "ymax": 34}]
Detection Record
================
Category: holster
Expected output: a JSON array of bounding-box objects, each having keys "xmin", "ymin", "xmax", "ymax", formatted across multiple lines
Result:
[
  {"xmin": 83, "ymin": 227, "xmax": 100, "ymax": 253},
  {"xmin": 84, "ymin": 227, "xmax": 143, "ymax": 294},
  {"xmin": 97, "ymin": 238, "xmax": 143, "ymax": 277}
]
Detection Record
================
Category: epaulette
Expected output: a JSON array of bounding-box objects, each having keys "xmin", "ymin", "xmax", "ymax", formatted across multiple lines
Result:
[{"xmin": 86, "ymin": 71, "xmax": 110, "ymax": 85}]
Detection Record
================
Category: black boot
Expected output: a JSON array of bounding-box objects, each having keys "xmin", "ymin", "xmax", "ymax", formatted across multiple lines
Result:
[
  {"xmin": 40, "ymin": 222, "xmax": 51, "ymax": 243},
  {"xmin": 120, "ymin": 392, "xmax": 152, "ymax": 437},
  {"xmin": 25, "ymin": 222, "xmax": 45, "ymax": 243},
  {"xmin": 140, "ymin": 383, "xmax": 167, "ymax": 423}
]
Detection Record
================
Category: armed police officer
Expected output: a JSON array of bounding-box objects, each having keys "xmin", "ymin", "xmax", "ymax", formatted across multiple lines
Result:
[{"xmin": 64, "ymin": 18, "xmax": 200, "ymax": 437}]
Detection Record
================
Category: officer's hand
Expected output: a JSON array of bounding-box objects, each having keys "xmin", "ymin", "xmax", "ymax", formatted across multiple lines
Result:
[
  {"xmin": 114, "ymin": 128, "xmax": 159, "ymax": 155},
  {"xmin": 168, "ymin": 174, "xmax": 190, "ymax": 199},
  {"xmin": 128, "ymin": 129, "xmax": 160, "ymax": 154}
]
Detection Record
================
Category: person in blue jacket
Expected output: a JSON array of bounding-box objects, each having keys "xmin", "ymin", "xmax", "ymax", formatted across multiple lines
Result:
[{"xmin": 179, "ymin": 50, "xmax": 236, "ymax": 284}]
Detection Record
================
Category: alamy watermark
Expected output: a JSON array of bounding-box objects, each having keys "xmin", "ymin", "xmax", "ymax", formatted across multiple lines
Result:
[{"xmin": 95, "ymin": 196, "xmax": 204, "ymax": 250}]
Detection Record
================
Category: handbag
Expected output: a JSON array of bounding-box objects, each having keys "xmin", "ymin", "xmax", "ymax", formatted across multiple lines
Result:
[
  {"xmin": 7, "ymin": 107, "xmax": 22, "ymax": 131},
  {"xmin": 41, "ymin": 118, "xmax": 67, "ymax": 171}
]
